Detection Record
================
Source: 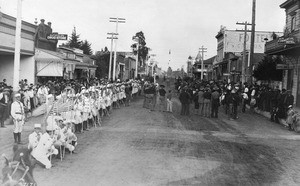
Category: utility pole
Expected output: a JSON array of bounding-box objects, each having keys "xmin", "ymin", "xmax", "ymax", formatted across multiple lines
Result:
[
  {"xmin": 199, "ymin": 46, "xmax": 207, "ymax": 80},
  {"xmin": 149, "ymin": 54, "xmax": 156, "ymax": 77},
  {"xmin": 107, "ymin": 33, "xmax": 118, "ymax": 82},
  {"xmin": 133, "ymin": 36, "xmax": 139, "ymax": 79},
  {"xmin": 236, "ymin": 21, "xmax": 252, "ymax": 84},
  {"xmin": 249, "ymin": 0, "xmax": 256, "ymax": 83},
  {"xmin": 109, "ymin": 17, "xmax": 125, "ymax": 81},
  {"xmin": 13, "ymin": 0, "xmax": 22, "ymax": 92}
]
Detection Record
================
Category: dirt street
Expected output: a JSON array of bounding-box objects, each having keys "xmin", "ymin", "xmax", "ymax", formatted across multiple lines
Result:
[{"xmin": 1, "ymin": 92, "xmax": 300, "ymax": 186}]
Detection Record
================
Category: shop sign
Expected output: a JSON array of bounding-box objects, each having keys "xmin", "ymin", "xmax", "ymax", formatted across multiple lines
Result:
[
  {"xmin": 47, "ymin": 33, "xmax": 68, "ymax": 40},
  {"xmin": 278, "ymin": 37, "xmax": 296, "ymax": 44},
  {"xmin": 276, "ymin": 64, "xmax": 293, "ymax": 70}
]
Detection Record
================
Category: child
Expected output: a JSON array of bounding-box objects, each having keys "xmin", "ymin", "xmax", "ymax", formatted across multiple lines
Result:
[{"xmin": 166, "ymin": 90, "xmax": 173, "ymax": 113}]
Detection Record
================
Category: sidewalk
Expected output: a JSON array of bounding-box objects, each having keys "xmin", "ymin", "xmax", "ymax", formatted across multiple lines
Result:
[{"xmin": 250, "ymin": 106, "xmax": 291, "ymax": 128}]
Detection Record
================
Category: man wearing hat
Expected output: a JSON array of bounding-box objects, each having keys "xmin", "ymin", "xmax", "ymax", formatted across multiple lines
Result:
[
  {"xmin": 0, "ymin": 87, "xmax": 9, "ymax": 128},
  {"xmin": 197, "ymin": 86, "xmax": 205, "ymax": 116},
  {"xmin": 11, "ymin": 93, "xmax": 26, "ymax": 144},
  {"xmin": 28, "ymin": 124, "xmax": 43, "ymax": 150},
  {"xmin": 31, "ymin": 124, "xmax": 58, "ymax": 169},
  {"xmin": 158, "ymin": 84, "xmax": 166, "ymax": 112},
  {"xmin": 211, "ymin": 86, "xmax": 220, "ymax": 118}
]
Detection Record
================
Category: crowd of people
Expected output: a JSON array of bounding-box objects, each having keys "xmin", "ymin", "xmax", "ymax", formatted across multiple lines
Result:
[
  {"xmin": 1, "ymin": 75, "xmax": 298, "ymax": 170},
  {"xmin": 175, "ymin": 77, "xmax": 295, "ymax": 125},
  {"xmin": 143, "ymin": 82, "xmax": 173, "ymax": 113},
  {"xmin": 1, "ymin": 77, "xmax": 143, "ymax": 169}
]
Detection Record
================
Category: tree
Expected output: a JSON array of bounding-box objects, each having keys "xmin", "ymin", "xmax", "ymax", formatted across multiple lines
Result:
[
  {"xmin": 253, "ymin": 55, "xmax": 283, "ymax": 81},
  {"xmin": 80, "ymin": 40, "xmax": 93, "ymax": 55},
  {"xmin": 67, "ymin": 27, "xmax": 81, "ymax": 49},
  {"xmin": 92, "ymin": 49, "xmax": 110, "ymax": 79},
  {"xmin": 131, "ymin": 31, "xmax": 149, "ymax": 67}
]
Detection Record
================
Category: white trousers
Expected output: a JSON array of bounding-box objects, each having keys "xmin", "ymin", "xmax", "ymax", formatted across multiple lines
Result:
[
  {"xmin": 166, "ymin": 99, "xmax": 173, "ymax": 112},
  {"xmin": 13, "ymin": 119, "xmax": 24, "ymax": 133}
]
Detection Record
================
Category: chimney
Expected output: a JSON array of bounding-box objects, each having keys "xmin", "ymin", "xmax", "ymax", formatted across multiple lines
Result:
[
  {"xmin": 47, "ymin": 22, "xmax": 52, "ymax": 28},
  {"xmin": 40, "ymin": 19, "xmax": 45, "ymax": 24},
  {"xmin": 34, "ymin": 18, "xmax": 38, "ymax": 25}
]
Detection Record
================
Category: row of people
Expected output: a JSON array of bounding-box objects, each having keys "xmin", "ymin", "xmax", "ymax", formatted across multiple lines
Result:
[{"xmin": 24, "ymin": 80, "xmax": 142, "ymax": 169}]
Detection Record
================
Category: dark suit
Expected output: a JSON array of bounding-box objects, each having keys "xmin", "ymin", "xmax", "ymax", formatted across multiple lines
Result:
[{"xmin": 179, "ymin": 90, "xmax": 191, "ymax": 115}]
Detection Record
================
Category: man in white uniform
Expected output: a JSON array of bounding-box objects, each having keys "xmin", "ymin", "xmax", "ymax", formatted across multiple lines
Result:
[
  {"xmin": 31, "ymin": 125, "xmax": 58, "ymax": 169},
  {"xmin": 11, "ymin": 93, "xmax": 25, "ymax": 144},
  {"xmin": 28, "ymin": 124, "xmax": 43, "ymax": 150}
]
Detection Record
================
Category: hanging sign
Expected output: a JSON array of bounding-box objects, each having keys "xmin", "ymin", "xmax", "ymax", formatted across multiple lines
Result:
[{"xmin": 47, "ymin": 33, "xmax": 68, "ymax": 40}]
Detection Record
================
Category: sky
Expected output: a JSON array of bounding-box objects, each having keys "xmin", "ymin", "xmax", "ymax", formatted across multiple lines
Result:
[{"xmin": 0, "ymin": 0, "xmax": 286, "ymax": 71}]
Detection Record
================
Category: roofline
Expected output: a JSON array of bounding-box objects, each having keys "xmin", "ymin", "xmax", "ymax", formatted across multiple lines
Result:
[
  {"xmin": 1, "ymin": 12, "xmax": 37, "ymax": 29},
  {"xmin": 280, "ymin": 0, "xmax": 297, "ymax": 8},
  {"xmin": 225, "ymin": 30, "xmax": 283, "ymax": 33}
]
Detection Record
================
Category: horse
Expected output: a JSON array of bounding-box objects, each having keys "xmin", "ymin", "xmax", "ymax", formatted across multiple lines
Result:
[{"xmin": 1, "ymin": 145, "xmax": 37, "ymax": 186}]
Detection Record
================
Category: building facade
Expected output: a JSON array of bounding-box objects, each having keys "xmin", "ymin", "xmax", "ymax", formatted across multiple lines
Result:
[
  {"xmin": 192, "ymin": 51, "xmax": 214, "ymax": 80},
  {"xmin": 265, "ymin": 0, "xmax": 300, "ymax": 107},
  {"xmin": 0, "ymin": 12, "xmax": 37, "ymax": 85},
  {"xmin": 215, "ymin": 27, "xmax": 282, "ymax": 83}
]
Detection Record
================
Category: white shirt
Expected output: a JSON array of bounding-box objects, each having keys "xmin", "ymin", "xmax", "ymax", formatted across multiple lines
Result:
[
  {"xmin": 0, "ymin": 93, "xmax": 8, "ymax": 104},
  {"xmin": 251, "ymin": 89, "xmax": 256, "ymax": 97},
  {"xmin": 28, "ymin": 131, "xmax": 42, "ymax": 149},
  {"xmin": 11, "ymin": 101, "xmax": 25, "ymax": 120},
  {"xmin": 27, "ymin": 89, "xmax": 34, "ymax": 98}
]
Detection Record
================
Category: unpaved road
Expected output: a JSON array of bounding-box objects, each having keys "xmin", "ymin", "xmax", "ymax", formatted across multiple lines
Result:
[{"xmin": 2, "ymin": 93, "xmax": 300, "ymax": 186}]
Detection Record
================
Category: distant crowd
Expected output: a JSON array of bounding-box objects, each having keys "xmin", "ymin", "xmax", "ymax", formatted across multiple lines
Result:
[{"xmin": 174, "ymin": 77, "xmax": 294, "ymax": 125}]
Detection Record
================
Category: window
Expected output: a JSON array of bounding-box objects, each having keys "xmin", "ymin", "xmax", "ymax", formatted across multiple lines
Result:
[{"xmin": 291, "ymin": 16, "xmax": 296, "ymax": 31}]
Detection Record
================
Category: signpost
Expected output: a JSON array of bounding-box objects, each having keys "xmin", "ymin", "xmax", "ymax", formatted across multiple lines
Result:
[{"xmin": 46, "ymin": 33, "xmax": 68, "ymax": 40}]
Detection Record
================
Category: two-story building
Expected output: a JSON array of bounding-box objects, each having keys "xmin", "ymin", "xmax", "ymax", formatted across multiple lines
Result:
[
  {"xmin": 0, "ymin": 11, "xmax": 37, "ymax": 85},
  {"xmin": 34, "ymin": 18, "xmax": 97, "ymax": 83},
  {"xmin": 192, "ymin": 51, "xmax": 214, "ymax": 80},
  {"xmin": 265, "ymin": 0, "xmax": 300, "ymax": 107},
  {"xmin": 215, "ymin": 27, "xmax": 282, "ymax": 83}
]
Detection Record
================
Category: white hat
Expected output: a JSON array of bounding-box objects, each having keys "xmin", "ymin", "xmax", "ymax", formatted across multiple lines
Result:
[
  {"xmin": 63, "ymin": 120, "xmax": 70, "ymax": 125},
  {"xmin": 14, "ymin": 93, "xmax": 21, "ymax": 97},
  {"xmin": 46, "ymin": 125, "xmax": 55, "ymax": 131},
  {"xmin": 34, "ymin": 124, "xmax": 42, "ymax": 129}
]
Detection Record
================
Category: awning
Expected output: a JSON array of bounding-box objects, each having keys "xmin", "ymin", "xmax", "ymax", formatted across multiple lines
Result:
[{"xmin": 36, "ymin": 58, "xmax": 64, "ymax": 77}]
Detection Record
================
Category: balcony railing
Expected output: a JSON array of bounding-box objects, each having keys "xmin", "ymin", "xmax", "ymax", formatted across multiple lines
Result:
[
  {"xmin": 265, "ymin": 38, "xmax": 285, "ymax": 54},
  {"xmin": 265, "ymin": 30, "xmax": 300, "ymax": 55}
]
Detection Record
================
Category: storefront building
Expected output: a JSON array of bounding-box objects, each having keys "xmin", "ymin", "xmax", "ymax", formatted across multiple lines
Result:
[
  {"xmin": 0, "ymin": 12, "xmax": 37, "ymax": 85},
  {"xmin": 215, "ymin": 27, "xmax": 282, "ymax": 83},
  {"xmin": 34, "ymin": 19, "xmax": 96, "ymax": 82},
  {"xmin": 265, "ymin": 0, "xmax": 300, "ymax": 107}
]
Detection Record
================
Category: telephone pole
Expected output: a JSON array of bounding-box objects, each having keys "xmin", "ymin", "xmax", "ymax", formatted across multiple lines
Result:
[
  {"xmin": 13, "ymin": 0, "xmax": 22, "ymax": 92},
  {"xmin": 249, "ymin": 0, "xmax": 256, "ymax": 83},
  {"xmin": 107, "ymin": 33, "xmax": 118, "ymax": 81},
  {"xmin": 199, "ymin": 46, "xmax": 207, "ymax": 80},
  {"xmin": 236, "ymin": 21, "xmax": 252, "ymax": 84},
  {"xmin": 132, "ymin": 36, "xmax": 139, "ymax": 78},
  {"xmin": 109, "ymin": 17, "xmax": 126, "ymax": 81}
]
